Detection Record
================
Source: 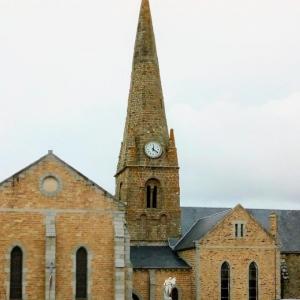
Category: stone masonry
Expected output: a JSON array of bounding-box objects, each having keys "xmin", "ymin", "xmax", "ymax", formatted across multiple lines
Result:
[
  {"xmin": 0, "ymin": 153, "xmax": 128, "ymax": 299},
  {"xmin": 115, "ymin": 0, "xmax": 181, "ymax": 243}
]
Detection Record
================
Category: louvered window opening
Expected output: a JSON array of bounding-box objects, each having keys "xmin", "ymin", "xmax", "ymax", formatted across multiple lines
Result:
[
  {"xmin": 10, "ymin": 247, "xmax": 22, "ymax": 300},
  {"xmin": 76, "ymin": 247, "xmax": 88, "ymax": 300},
  {"xmin": 249, "ymin": 262, "xmax": 258, "ymax": 300},
  {"xmin": 221, "ymin": 262, "xmax": 230, "ymax": 300}
]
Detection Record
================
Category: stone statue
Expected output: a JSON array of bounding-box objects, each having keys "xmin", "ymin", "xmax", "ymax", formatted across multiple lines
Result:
[{"xmin": 163, "ymin": 277, "xmax": 176, "ymax": 300}]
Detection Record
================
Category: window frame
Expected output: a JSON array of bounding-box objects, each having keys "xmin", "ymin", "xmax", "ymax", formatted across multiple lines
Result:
[
  {"xmin": 145, "ymin": 178, "xmax": 160, "ymax": 209},
  {"xmin": 248, "ymin": 262, "xmax": 258, "ymax": 300},
  {"xmin": 72, "ymin": 246, "xmax": 92, "ymax": 300},
  {"xmin": 234, "ymin": 221, "xmax": 246, "ymax": 238},
  {"xmin": 9, "ymin": 246, "xmax": 23, "ymax": 300},
  {"xmin": 220, "ymin": 261, "xmax": 231, "ymax": 300}
]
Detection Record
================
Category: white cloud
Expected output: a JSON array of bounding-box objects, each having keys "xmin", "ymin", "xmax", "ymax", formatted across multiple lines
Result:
[{"xmin": 170, "ymin": 92, "xmax": 300, "ymax": 208}]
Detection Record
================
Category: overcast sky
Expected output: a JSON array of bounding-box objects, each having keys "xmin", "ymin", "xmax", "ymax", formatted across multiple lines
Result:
[{"xmin": 1, "ymin": 0, "xmax": 300, "ymax": 209}]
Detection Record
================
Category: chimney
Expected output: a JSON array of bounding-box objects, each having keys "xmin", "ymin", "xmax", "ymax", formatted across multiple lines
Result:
[{"xmin": 269, "ymin": 212, "xmax": 278, "ymax": 240}]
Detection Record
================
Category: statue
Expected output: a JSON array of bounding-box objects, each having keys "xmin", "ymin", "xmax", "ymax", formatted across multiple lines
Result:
[{"xmin": 163, "ymin": 277, "xmax": 176, "ymax": 300}]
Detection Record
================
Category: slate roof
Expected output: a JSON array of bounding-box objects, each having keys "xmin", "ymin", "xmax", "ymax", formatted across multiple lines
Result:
[
  {"xmin": 179, "ymin": 207, "xmax": 300, "ymax": 253},
  {"xmin": 174, "ymin": 209, "xmax": 232, "ymax": 251},
  {"xmin": 130, "ymin": 246, "xmax": 190, "ymax": 269}
]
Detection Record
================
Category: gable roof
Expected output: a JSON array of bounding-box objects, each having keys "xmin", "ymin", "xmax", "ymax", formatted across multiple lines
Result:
[
  {"xmin": 130, "ymin": 246, "xmax": 190, "ymax": 269},
  {"xmin": 180, "ymin": 206, "xmax": 300, "ymax": 253},
  {"xmin": 174, "ymin": 209, "xmax": 231, "ymax": 251},
  {"xmin": 0, "ymin": 151, "xmax": 117, "ymax": 202}
]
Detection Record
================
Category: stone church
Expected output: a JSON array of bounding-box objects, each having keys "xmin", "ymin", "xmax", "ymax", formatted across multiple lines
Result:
[{"xmin": 0, "ymin": 0, "xmax": 299, "ymax": 299}]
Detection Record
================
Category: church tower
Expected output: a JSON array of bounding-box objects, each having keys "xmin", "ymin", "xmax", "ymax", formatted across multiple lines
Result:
[{"xmin": 115, "ymin": 0, "xmax": 181, "ymax": 243}]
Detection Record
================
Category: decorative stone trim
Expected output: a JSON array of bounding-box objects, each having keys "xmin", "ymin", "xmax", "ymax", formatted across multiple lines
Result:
[
  {"xmin": 149, "ymin": 270, "xmax": 156, "ymax": 300},
  {"xmin": 218, "ymin": 260, "xmax": 232, "ymax": 300},
  {"xmin": 114, "ymin": 211, "xmax": 126, "ymax": 300},
  {"xmin": 39, "ymin": 173, "xmax": 62, "ymax": 197},
  {"xmin": 125, "ymin": 227, "xmax": 133, "ymax": 300},
  {"xmin": 45, "ymin": 213, "xmax": 56, "ymax": 300},
  {"xmin": 5, "ymin": 243, "xmax": 28, "ymax": 300}
]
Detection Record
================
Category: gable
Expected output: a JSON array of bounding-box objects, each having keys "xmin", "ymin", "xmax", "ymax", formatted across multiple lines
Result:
[
  {"xmin": 199, "ymin": 205, "xmax": 276, "ymax": 247},
  {"xmin": 0, "ymin": 152, "xmax": 120, "ymax": 211}
]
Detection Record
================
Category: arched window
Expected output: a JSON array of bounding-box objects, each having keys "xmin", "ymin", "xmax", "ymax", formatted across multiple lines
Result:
[
  {"xmin": 145, "ymin": 179, "xmax": 160, "ymax": 209},
  {"xmin": 10, "ymin": 246, "xmax": 23, "ymax": 300},
  {"xmin": 132, "ymin": 293, "xmax": 139, "ymax": 300},
  {"xmin": 171, "ymin": 287, "xmax": 179, "ymax": 300},
  {"xmin": 76, "ymin": 247, "xmax": 88, "ymax": 300},
  {"xmin": 249, "ymin": 262, "xmax": 258, "ymax": 300},
  {"xmin": 221, "ymin": 262, "xmax": 230, "ymax": 300}
]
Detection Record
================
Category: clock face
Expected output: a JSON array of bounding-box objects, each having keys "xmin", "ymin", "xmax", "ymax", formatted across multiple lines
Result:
[{"xmin": 145, "ymin": 142, "xmax": 163, "ymax": 158}]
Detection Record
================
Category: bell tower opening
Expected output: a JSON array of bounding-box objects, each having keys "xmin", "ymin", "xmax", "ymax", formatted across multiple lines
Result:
[{"xmin": 146, "ymin": 179, "xmax": 160, "ymax": 209}]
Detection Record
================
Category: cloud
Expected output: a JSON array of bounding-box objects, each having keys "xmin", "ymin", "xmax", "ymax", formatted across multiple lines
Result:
[{"xmin": 170, "ymin": 92, "xmax": 300, "ymax": 209}]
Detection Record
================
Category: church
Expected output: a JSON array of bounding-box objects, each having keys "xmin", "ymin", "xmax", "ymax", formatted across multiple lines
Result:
[{"xmin": 0, "ymin": 0, "xmax": 299, "ymax": 299}]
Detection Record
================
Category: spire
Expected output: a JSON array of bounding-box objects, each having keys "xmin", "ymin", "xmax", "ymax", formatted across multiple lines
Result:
[
  {"xmin": 117, "ymin": 0, "xmax": 170, "ymax": 171},
  {"xmin": 133, "ymin": 0, "xmax": 159, "ymax": 66}
]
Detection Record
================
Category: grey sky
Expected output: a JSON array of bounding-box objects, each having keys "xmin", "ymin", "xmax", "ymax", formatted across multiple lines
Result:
[{"xmin": 1, "ymin": 0, "xmax": 300, "ymax": 209}]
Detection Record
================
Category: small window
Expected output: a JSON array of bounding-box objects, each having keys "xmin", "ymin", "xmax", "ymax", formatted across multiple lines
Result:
[
  {"xmin": 76, "ymin": 247, "xmax": 88, "ymax": 300},
  {"xmin": 234, "ymin": 222, "xmax": 245, "ymax": 238},
  {"xmin": 221, "ymin": 262, "xmax": 230, "ymax": 300},
  {"xmin": 249, "ymin": 262, "xmax": 258, "ymax": 300},
  {"xmin": 145, "ymin": 179, "xmax": 160, "ymax": 209},
  {"xmin": 10, "ymin": 246, "xmax": 23, "ymax": 300}
]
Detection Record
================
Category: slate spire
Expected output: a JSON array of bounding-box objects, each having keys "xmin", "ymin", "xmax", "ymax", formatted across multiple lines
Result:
[{"xmin": 117, "ymin": 0, "xmax": 170, "ymax": 171}]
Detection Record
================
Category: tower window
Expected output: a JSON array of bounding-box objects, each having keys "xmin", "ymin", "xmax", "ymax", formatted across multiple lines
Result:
[
  {"xmin": 147, "ymin": 186, "xmax": 151, "ymax": 208},
  {"xmin": 76, "ymin": 247, "xmax": 88, "ymax": 300},
  {"xmin": 10, "ymin": 246, "xmax": 23, "ymax": 300},
  {"xmin": 234, "ymin": 222, "xmax": 245, "ymax": 238},
  {"xmin": 145, "ymin": 179, "xmax": 160, "ymax": 209},
  {"xmin": 249, "ymin": 262, "xmax": 258, "ymax": 300},
  {"xmin": 119, "ymin": 182, "xmax": 123, "ymax": 201},
  {"xmin": 221, "ymin": 262, "xmax": 230, "ymax": 300}
]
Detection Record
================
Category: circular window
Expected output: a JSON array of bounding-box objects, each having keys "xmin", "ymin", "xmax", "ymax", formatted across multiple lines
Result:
[{"xmin": 40, "ymin": 174, "xmax": 61, "ymax": 197}]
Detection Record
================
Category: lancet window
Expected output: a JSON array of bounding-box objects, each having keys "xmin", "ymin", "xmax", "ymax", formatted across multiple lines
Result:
[
  {"xmin": 10, "ymin": 246, "xmax": 23, "ymax": 300},
  {"xmin": 221, "ymin": 262, "xmax": 230, "ymax": 300},
  {"xmin": 76, "ymin": 247, "xmax": 88, "ymax": 300}
]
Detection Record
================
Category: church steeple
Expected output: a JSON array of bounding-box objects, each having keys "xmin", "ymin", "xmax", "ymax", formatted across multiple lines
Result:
[
  {"xmin": 116, "ymin": 0, "xmax": 181, "ymax": 243},
  {"xmin": 117, "ymin": 0, "xmax": 170, "ymax": 171}
]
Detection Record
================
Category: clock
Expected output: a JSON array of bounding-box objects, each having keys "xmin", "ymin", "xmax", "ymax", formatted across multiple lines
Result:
[{"xmin": 145, "ymin": 141, "xmax": 163, "ymax": 158}]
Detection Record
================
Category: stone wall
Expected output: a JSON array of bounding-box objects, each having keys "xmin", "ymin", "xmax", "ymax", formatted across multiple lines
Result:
[
  {"xmin": 116, "ymin": 166, "xmax": 181, "ymax": 242},
  {"xmin": 197, "ymin": 205, "xmax": 281, "ymax": 300},
  {"xmin": 133, "ymin": 269, "xmax": 192, "ymax": 300},
  {"xmin": 178, "ymin": 249, "xmax": 197, "ymax": 299},
  {"xmin": 281, "ymin": 253, "xmax": 300, "ymax": 299},
  {"xmin": 0, "ymin": 154, "xmax": 124, "ymax": 299}
]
